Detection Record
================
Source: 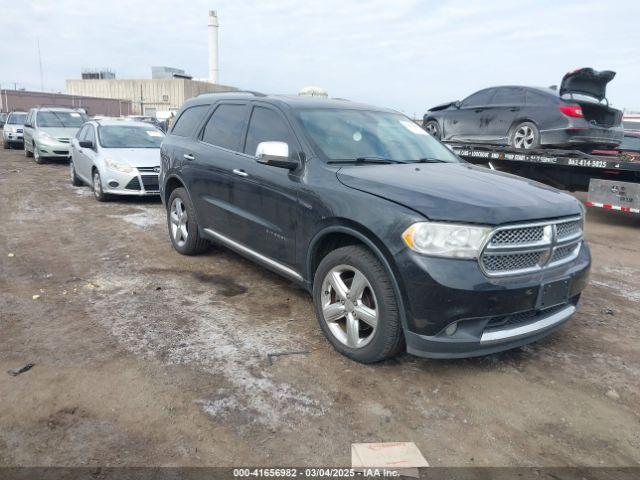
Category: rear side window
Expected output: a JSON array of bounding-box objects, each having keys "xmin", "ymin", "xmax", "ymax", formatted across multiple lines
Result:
[
  {"xmin": 171, "ymin": 105, "xmax": 209, "ymax": 137},
  {"xmin": 526, "ymin": 90, "xmax": 556, "ymax": 106},
  {"xmin": 244, "ymin": 107, "xmax": 295, "ymax": 156},
  {"xmin": 462, "ymin": 89, "xmax": 495, "ymax": 108},
  {"xmin": 201, "ymin": 104, "xmax": 246, "ymax": 151},
  {"xmin": 489, "ymin": 87, "xmax": 524, "ymax": 105}
]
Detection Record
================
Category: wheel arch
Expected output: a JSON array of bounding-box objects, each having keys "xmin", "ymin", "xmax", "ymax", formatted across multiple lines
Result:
[
  {"xmin": 306, "ymin": 222, "xmax": 410, "ymax": 332},
  {"xmin": 163, "ymin": 174, "xmax": 186, "ymax": 205}
]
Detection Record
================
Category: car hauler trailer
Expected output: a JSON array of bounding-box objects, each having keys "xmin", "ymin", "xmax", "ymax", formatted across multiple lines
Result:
[{"xmin": 446, "ymin": 143, "xmax": 640, "ymax": 214}]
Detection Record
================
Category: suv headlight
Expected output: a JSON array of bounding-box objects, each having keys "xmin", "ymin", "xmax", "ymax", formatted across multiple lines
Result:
[
  {"xmin": 105, "ymin": 158, "xmax": 134, "ymax": 173},
  {"xmin": 402, "ymin": 222, "xmax": 492, "ymax": 259},
  {"xmin": 39, "ymin": 131, "xmax": 54, "ymax": 141}
]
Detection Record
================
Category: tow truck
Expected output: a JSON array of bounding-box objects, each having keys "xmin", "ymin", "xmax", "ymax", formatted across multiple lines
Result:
[{"xmin": 447, "ymin": 142, "xmax": 640, "ymax": 214}]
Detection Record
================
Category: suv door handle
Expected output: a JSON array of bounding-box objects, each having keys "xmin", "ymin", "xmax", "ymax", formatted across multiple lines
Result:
[
  {"xmin": 232, "ymin": 169, "xmax": 248, "ymax": 177},
  {"xmin": 510, "ymin": 107, "xmax": 520, "ymax": 112},
  {"xmin": 183, "ymin": 153, "xmax": 195, "ymax": 161}
]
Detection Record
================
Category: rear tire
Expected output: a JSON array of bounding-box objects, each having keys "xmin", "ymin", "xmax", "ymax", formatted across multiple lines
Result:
[
  {"xmin": 423, "ymin": 120, "xmax": 441, "ymax": 139},
  {"xmin": 510, "ymin": 121, "xmax": 540, "ymax": 149},
  {"xmin": 313, "ymin": 245, "xmax": 405, "ymax": 363},
  {"xmin": 167, "ymin": 187, "xmax": 209, "ymax": 255}
]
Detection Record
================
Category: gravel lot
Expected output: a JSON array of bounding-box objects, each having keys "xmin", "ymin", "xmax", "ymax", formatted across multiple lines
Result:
[{"xmin": 1, "ymin": 145, "xmax": 639, "ymax": 467}]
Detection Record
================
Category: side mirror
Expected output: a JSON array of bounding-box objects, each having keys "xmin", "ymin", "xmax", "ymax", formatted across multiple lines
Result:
[
  {"xmin": 255, "ymin": 141, "xmax": 299, "ymax": 170},
  {"xmin": 24, "ymin": 123, "xmax": 32, "ymax": 128},
  {"xmin": 79, "ymin": 140, "xmax": 94, "ymax": 149},
  {"xmin": 454, "ymin": 101, "xmax": 462, "ymax": 109}
]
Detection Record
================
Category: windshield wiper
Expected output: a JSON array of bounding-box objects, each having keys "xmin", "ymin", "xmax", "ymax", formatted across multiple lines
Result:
[
  {"xmin": 328, "ymin": 157, "xmax": 407, "ymax": 165},
  {"xmin": 411, "ymin": 157, "xmax": 447, "ymax": 163}
]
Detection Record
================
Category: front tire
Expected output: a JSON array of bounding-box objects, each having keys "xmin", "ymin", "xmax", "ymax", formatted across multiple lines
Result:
[
  {"xmin": 313, "ymin": 245, "xmax": 404, "ymax": 363},
  {"xmin": 167, "ymin": 187, "xmax": 209, "ymax": 255},
  {"xmin": 70, "ymin": 159, "xmax": 83, "ymax": 186},
  {"xmin": 33, "ymin": 142, "xmax": 45, "ymax": 164},
  {"xmin": 510, "ymin": 121, "xmax": 540, "ymax": 149},
  {"xmin": 92, "ymin": 169, "xmax": 109, "ymax": 202},
  {"xmin": 2, "ymin": 140, "xmax": 8, "ymax": 149},
  {"xmin": 24, "ymin": 140, "xmax": 33, "ymax": 157},
  {"xmin": 423, "ymin": 120, "xmax": 441, "ymax": 139}
]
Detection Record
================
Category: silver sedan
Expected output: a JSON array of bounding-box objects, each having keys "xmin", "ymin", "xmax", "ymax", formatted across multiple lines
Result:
[{"xmin": 70, "ymin": 120, "xmax": 164, "ymax": 201}]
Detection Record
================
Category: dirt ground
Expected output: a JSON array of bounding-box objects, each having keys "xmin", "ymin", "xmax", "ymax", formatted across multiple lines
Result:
[{"xmin": 1, "ymin": 145, "xmax": 639, "ymax": 468}]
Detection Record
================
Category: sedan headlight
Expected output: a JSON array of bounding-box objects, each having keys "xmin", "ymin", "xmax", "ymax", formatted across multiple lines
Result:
[
  {"xmin": 105, "ymin": 158, "xmax": 134, "ymax": 173},
  {"xmin": 402, "ymin": 222, "xmax": 492, "ymax": 259}
]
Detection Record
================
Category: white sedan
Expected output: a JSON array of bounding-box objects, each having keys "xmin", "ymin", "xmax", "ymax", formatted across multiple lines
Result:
[{"xmin": 70, "ymin": 120, "xmax": 164, "ymax": 201}]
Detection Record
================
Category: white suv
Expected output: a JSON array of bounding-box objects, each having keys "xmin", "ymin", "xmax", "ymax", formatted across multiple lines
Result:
[{"xmin": 2, "ymin": 111, "xmax": 27, "ymax": 149}]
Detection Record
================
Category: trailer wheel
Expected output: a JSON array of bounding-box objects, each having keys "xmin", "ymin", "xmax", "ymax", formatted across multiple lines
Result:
[{"xmin": 510, "ymin": 122, "xmax": 540, "ymax": 150}]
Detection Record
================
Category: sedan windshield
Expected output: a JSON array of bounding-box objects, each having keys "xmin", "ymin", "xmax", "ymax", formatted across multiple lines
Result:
[
  {"xmin": 7, "ymin": 113, "xmax": 27, "ymax": 124},
  {"xmin": 294, "ymin": 109, "xmax": 460, "ymax": 163},
  {"xmin": 37, "ymin": 111, "xmax": 88, "ymax": 128},
  {"xmin": 98, "ymin": 125, "xmax": 164, "ymax": 148}
]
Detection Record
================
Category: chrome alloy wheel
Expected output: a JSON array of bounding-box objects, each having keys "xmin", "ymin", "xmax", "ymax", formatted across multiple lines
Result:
[
  {"xmin": 513, "ymin": 125, "xmax": 535, "ymax": 149},
  {"xmin": 320, "ymin": 265, "xmax": 378, "ymax": 348},
  {"xmin": 170, "ymin": 197, "xmax": 189, "ymax": 247}
]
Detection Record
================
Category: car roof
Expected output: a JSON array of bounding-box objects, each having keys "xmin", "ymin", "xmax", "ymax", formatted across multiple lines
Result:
[
  {"xmin": 32, "ymin": 107, "xmax": 82, "ymax": 112},
  {"xmin": 92, "ymin": 119, "xmax": 160, "ymax": 128},
  {"xmin": 183, "ymin": 93, "xmax": 397, "ymax": 113},
  {"xmin": 9, "ymin": 111, "xmax": 27, "ymax": 114}
]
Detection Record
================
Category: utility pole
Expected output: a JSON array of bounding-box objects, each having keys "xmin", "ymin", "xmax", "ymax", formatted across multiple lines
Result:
[{"xmin": 37, "ymin": 39, "xmax": 44, "ymax": 91}]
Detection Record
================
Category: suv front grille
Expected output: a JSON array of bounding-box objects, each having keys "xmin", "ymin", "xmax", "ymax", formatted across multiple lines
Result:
[{"xmin": 480, "ymin": 216, "xmax": 583, "ymax": 277}]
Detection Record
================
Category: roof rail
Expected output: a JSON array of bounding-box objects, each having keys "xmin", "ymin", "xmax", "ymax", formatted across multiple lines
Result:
[{"xmin": 196, "ymin": 90, "xmax": 267, "ymax": 98}]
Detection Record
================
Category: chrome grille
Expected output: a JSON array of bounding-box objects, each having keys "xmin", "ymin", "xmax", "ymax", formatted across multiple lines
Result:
[
  {"xmin": 556, "ymin": 219, "xmax": 582, "ymax": 240},
  {"xmin": 56, "ymin": 138, "xmax": 70, "ymax": 143},
  {"xmin": 490, "ymin": 226, "xmax": 544, "ymax": 246},
  {"xmin": 482, "ymin": 251, "xmax": 544, "ymax": 272},
  {"xmin": 481, "ymin": 216, "xmax": 583, "ymax": 277}
]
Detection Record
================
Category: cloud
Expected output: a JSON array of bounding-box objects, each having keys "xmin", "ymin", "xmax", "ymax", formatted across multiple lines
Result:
[{"xmin": 1, "ymin": 0, "xmax": 639, "ymax": 113}]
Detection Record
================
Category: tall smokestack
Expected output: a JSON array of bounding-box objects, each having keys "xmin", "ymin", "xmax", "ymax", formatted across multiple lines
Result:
[{"xmin": 208, "ymin": 10, "xmax": 219, "ymax": 84}]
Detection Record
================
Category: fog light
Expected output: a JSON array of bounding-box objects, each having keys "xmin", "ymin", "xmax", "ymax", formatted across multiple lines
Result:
[
  {"xmin": 108, "ymin": 181, "xmax": 119, "ymax": 188},
  {"xmin": 445, "ymin": 322, "xmax": 458, "ymax": 336}
]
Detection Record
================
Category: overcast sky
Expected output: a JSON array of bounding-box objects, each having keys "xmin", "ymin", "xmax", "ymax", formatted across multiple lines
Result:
[{"xmin": 2, "ymin": 0, "xmax": 639, "ymax": 115}]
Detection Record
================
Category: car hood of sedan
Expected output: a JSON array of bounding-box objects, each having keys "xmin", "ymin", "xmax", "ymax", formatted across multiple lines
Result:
[
  {"xmin": 102, "ymin": 148, "xmax": 161, "ymax": 167},
  {"xmin": 336, "ymin": 162, "xmax": 582, "ymax": 225}
]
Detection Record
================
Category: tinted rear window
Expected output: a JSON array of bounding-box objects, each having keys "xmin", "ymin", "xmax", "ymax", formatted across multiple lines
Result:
[
  {"xmin": 201, "ymin": 104, "xmax": 246, "ymax": 151},
  {"xmin": 171, "ymin": 105, "xmax": 209, "ymax": 137},
  {"xmin": 526, "ymin": 90, "xmax": 557, "ymax": 106},
  {"xmin": 462, "ymin": 89, "xmax": 494, "ymax": 107},
  {"xmin": 490, "ymin": 87, "xmax": 524, "ymax": 105}
]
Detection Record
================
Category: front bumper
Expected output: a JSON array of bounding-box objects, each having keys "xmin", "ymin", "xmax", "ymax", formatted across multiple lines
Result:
[
  {"xmin": 3, "ymin": 130, "xmax": 23, "ymax": 143},
  {"xmin": 37, "ymin": 139, "xmax": 71, "ymax": 158},
  {"xmin": 102, "ymin": 168, "xmax": 160, "ymax": 196},
  {"xmin": 397, "ymin": 241, "xmax": 591, "ymax": 358}
]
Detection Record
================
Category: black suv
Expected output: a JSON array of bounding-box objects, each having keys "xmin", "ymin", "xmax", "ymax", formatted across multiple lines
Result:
[{"xmin": 160, "ymin": 93, "xmax": 590, "ymax": 363}]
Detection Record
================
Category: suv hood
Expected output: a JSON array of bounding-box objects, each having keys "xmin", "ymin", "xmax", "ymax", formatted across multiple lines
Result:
[
  {"xmin": 560, "ymin": 68, "xmax": 615, "ymax": 102},
  {"xmin": 40, "ymin": 127, "xmax": 81, "ymax": 138},
  {"xmin": 336, "ymin": 163, "xmax": 582, "ymax": 225}
]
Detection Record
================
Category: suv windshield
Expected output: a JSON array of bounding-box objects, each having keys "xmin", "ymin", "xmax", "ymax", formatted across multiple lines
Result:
[
  {"xmin": 37, "ymin": 111, "xmax": 88, "ymax": 128},
  {"xmin": 7, "ymin": 113, "xmax": 27, "ymax": 124},
  {"xmin": 98, "ymin": 125, "xmax": 164, "ymax": 148},
  {"xmin": 294, "ymin": 109, "xmax": 460, "ymax": 163}
]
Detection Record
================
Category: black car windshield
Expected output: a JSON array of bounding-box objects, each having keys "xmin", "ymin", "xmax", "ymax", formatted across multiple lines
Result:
[
  {"xmin": 294, "ymin": 109, "xmax": 460, "ymax": 163},
  {"xmin": 8, "ymin": 113, "xmax": 27, "ymax": 124},
  {"xmin": 98, "ymin": 125, "xmax": 164, "ymax": 148},
  {"xmin": 37, "ymin": 111, "xmax": 88, "ymax": 127}
]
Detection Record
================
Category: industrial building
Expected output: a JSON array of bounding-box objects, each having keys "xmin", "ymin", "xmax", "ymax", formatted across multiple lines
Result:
[
  {"xmin": 0, "ymin": 88, "xmax": 132, "ymax": 116},
  {"xmin": 65, "ymin": 10, "xmax": 235, "ymax": 116},
  {"xmin": 66, "ymin": 76, "xmax": 236, "ymax": 116}
]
